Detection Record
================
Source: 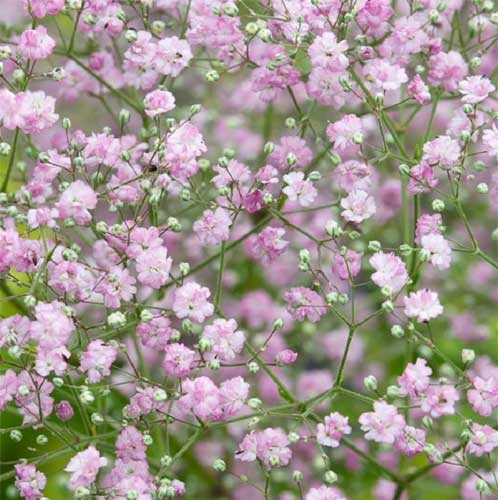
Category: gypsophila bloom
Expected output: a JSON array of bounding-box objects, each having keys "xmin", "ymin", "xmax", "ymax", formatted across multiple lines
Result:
[
  {"xmin": 466, "ymin": 423, "xmax": 498, "ymax": 456},
  {"xmin": 193, "ymin": 208, "xmax": 232, "ymax": 245},
  {"xmin": 316, "ymin": 412, "xmax": 352, "ymax": 448},
  {"xmin": 173, "ymin": 282, "xmax": 214, "ymax": 322},
  {"xmin": 202, "ymin": 318, "xmax": 245, "ymax": 362},
  {"xmin": 340, "ymin": 190, "xmax": 376, "ymax": 224},
  {"xmin": 283, "ymin": 172, "xmax": 318, "ymax": 207},
  {"xmin": 369, "ymin": 252, "xmax": 408, "ymax": 293},
  {"xmin": 305, "ymin": 485, "xmax": 346, "ymax": 500},
  {"xmin": 15, "ymin": 464, "xmax": 46, "ymax": 500},
  {"xmin": 421, "ymin": 385, "xmax": 460, "ymax": 418},
  {"xmin": 394, "ymin": 426, "xmax": 426, "ymax": 457},
  {"xmin": 144, "ymin": 88, "xmax": 176, "ymax": 117},
  {"xmin": 458, "ymin": 76, "xmax": 495, "ymax": 104},
  {"xmin": 236, "ymin": 428, "xmax": 292, "ymax": 468},
  {"xmin": 398, "ymin": 358, "xmax": 432, "ymax": 398},
  {"xmin": 79, "ymin": 340, "xmax": 117, "ymax": 383},
  {"xmin": 64, "ymin": 446, "xmax": 107, "ymax": 490},
  {"xmin": 359, "ymin": 401, "xmax": 406, "ymax": 444},
  {"xmin": 404, "ymin": 289, "xmax": 443, "ymax": 323},
  {"xmin": 284, "ymin": 287, "xmax": 325, "ymax": 323}
]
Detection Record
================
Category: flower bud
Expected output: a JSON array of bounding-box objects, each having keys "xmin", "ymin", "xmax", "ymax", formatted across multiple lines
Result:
[
  {"xmin": 476, "ymin": 182, "xmax": 488, "ymax": 194},
  {"xmin": 10, "ymin": 430, "xmax": 23, "ymax": 442},
  {"xmin": 293, "ymin": 470, "xmax": 303, "ymax": 482},
  {"xmin": 285, "ymin": 117, "xmax": 297, "ymax": 129},
  {"xmin": 368, "ymin": 240, "xmax": 382, "ymax": 251},
  {"xmin": 143, "ymin": 433, "xmax": 153, "ymax": 446},
  {"xmin": 324, "ymin": 470, "xmax": 338, "ymax": 484},
  {"xmin": 248, "ymin": 361, "xmax": 259, "ymax": 373},
  {"xmin": 432, "ymin": 199, "xmax": 445, "ymax": 212},
  {"xmin": 288, "ymin": 432, "xmax": 300, "ymax": 444},
  {"xmin": 391, "ymin": 325, "xmax": 405, "ymax": 338},
  {"xmin": 36, "ymin": 434, "xmax": 48, "ymax": 446},
  {"xmin": 107, "ymin": 312, "xmax": 127, "ymax": 329},
  {"xmin": 364, "ymin": 375, "xmax": 378, "ymax": 391},
  {"xmin": 248, "ymin": 398, "xmax": 262, "ymax": 409},
  {"xmin": 286, "ymin": 152, "xmax": 297, "ymax": 166},
  {"xmin": 91, "ymin": 412, "xmax": 104, "ymax": 425},
  {"xmin": 386, "ymin": 385, "xmax": 401, "ymax": 398},
  {"xmin": 461, "ymin": 348, "xmax": 475, "ymax": 364},
  {"xmin": 382, "ymin": 300, "xmax": 394, "ymax": 313},
  {"xmin": 308, "ymin": 171, "xmax": 322, "ymax": 181},
  {"xmin": 213, "ymin": 459, "xmax": 226, "ymax": 472},
  {"xmin": 125, "ymin": 29, "xmax": 138, "ymax": 42}
]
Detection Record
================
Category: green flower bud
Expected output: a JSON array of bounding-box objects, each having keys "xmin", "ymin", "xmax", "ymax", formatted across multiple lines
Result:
[{"xmin": 213, "ymin": 458, "xmax": 227, "ymax": 472}]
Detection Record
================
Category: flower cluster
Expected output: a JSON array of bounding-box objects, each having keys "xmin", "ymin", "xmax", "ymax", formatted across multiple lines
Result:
[{"xmin": 0, "ymin": 0, "xmax": 497, "ymax": 499}]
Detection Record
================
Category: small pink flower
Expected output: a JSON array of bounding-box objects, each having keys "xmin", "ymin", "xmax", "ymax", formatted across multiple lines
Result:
[
  {"xmin": 408, "ymin": 75, "xmax": 431, "ymax": 105},
  {"xmin": 428, "ymin": 50, "xmax": 468, "ymax": 92},
  {"xmin": 421, "ymin": 384, "xmax": 459, "ymax": 418},
  {"xmin": 96, "ymin": 266, "xmax": 136, "ymax": 308},
  {"xmin": 363, "ymin": 59, "xmax": 408, "ymax": 91},
  {"xmin": 423, "ymin": 136, "xmax": 461, "ymax": 169},
  {"xmin": 276, "ymin": 349, "xmax": 298, "ymax": 365},
  {"xmin": 395, "ymin": 426, "xmax": 426, "ymax": 457},
  {"xmin": 162, "ymin": 343, "xmax": 196, "ymax": 377},
  {"xmin": 404, "ymin": 289, "xmax": 443, "ymax": 323},
  {"xmin": 236, "ymin": 428, "xmax": 292, "ymax": 468},
  {"xmin": 193, "ymin": 207, "xmax": 232, "ymax": 245},
  {"xmin": 202, "ymin": 318, "xmax": 245, "ymax": 362},
  {"xmin": 415, "ymin": 213, "xmax": 442, "ymax": 245},
  {"xmin": 308, "ymin": 32, "xmax": 349, "ymax": 72},
  {"xmin": 369, "ymin": 252, "xmax": 408, "ymax": 293},
  {"xmin": 398, "ymin": 358, "xmax": 432, "ymax": 398},
  {"xmin": 144, "ymin": 88, "xmax": 176, "ymax": 117},
  {"xmin": 284, "ymin": 287, "xmax": 325, "ymax": 323},
  {"xmin": 305, "ymin": 485, "xmax": 346, "ymax": 500},
  {"xmin": 458, "ymin": 76, "xmax": 495, "ymax": 104},
  {"xmin": 340, "ymin": 190, "xmax": 376, "ymax": 224},
  {"xmin": 64, "ymin": 446, "xmax": 107, "ymax": 489},
  {"xmin": 467, "ymin": 376, "xmax": 498, "ymax": 417},
  {"xmin": 283, "ymin": 171, "xmax": 318, "ymax": 207},
  {"xmin": 55, "ymin": 400, "xmax": 74, "ymax": 421},
  {"xmin": 136, "ymin": 315, "xmax": 172, "ymax": 350},
  {"xmin": 246, "ymin": 226, "xmax": 289, "ymax": 264},
  {"xmin": 173, "ymin": 282, "xmax": 214, "ymax": 322},
  {"xmin": 421, "ymin": 233, "xmax": 452, "ymax": 270},
  {"xmin": 268, "ymin": 136, "xmax": 313, "ymax": 170},
  {"xmin": 15, "ymin": 463, "xmax": 46, "ymax": 500},
  {"xmin": 332, "ymin": 250, "xmax": 363, "ymax": 281},
  {"xmin": 316, "ymin": 412, "xmax": 351, "ymax": 448},
  {"xmin": 18, "ymin": 25, "xmax": 55, "ymax": 60},
  {"xmin": 326, "ymin": 114, "xmax": 364, "ymax": 153},
  {"xmin": 136, "ymin": 247, "xmax": 172, "ymax": 289},
  {"xmin": 359, "ymin": 401, "xmax": 405, "ymax": 444},
  {"xmin": 79, "ymin": 340, "xmax": 117, "ymax": 383},
  {"xmin": 56, "ymin": 181, "xmax": 98, "ymax": 225},
  {"xmin": 466, "ymin": 423, "xmax": 498, "ymax": 457}
]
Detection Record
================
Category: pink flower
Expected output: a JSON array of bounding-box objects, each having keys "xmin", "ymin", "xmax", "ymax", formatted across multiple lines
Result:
[
  {"xmin": 415, "ymin": 213, "xmax": 442, "ymax": 245},
  {"xmin": 116, "ymin": 426, "xmax": 147, "ymax": 461},
  {"xmin": 369, "ymin": 252, "xmax": 408, "ymax": 293},
  {"xmin": 306, "ymin": 67, "xmax": 348, "ymax": 108},
  {"xmin": 357, "ymin": 0, "xmax": 393, "ymax": 36},
  {"xmin": 177, "ymin": 376, "xmax": 221, "ymax": 420},
  {"xmin": 276, "ymin": 349, "xmax": 298, "ymax": 365},
  {"xmin": 236, "ymin": 428, "xmax": 292, "ymax": 468},
  {"xmin": 458, "ymin": 76, "xmax": 494, "ymax": 104},
  {"xmin": 155, "ymin": 36, "xmax": 193, "ymax": 76},
  {"xmin": 246, "ymin": 226, "xmax": 289, "ymax": 264},
  {"xmin": 467, "ymin": 376, "xmax": 498, "ymax": 417},
  {"xmin": 333, "ymin": 161, "xmax": 372, "ymax": 191},
  {"xmin": 136, "ymin": 315, "xmax": 172, "ymax": 350},
  {"xmin": 326, "ymin": 114, "xmax": 364, "ymax": 153},
  {"xmin": 395, "ymin": 426, "xmax": 426, "ymax": 457},
  {"xmin": 363, "ymin": 59, "xmax": 408, "ymax": 91},
  {"xmin": 283, "ymin": 172, "xmax": 318, "ymax": 207},
  {"xmin": 24, "ymin": 0, "xmax": 64, "ymax": 17},
  {"xmin": 14, "ymin": 371, "xmax": 54, "ymax": 424},
  {"xmin": 359, "ymin": 401, "xmax": 405, "ymax": 444},
  {"xmin": 15, "ymin": 464, "xmax": 46, "ymax": 500},
  {"xmin": 421, "ymin": 233, "xmax": 451, "ymax": 270},
  {"xmin": 64, "ymin": 446, "xmax": 107, "ymax": 489},
  {"xmin": 202, "ymin": 318, "xmax": 245, "ymax": 362},
  {"xmin": 80, "ymin": 340, "xmax": 117, "ymax": 383},
  {"xmin": 332, "ymin": 250, "xmax": 363, "ymax": 280},
  {"xmin": 55, "ymin": 400, "xmax": 74, "ymax": 421},
  {"xmin": 163, "ymin": 343, "xmax": 196, "ymax": 377},
  {"xmin": 144, "ymin": 88, "xmax": 176, "ymax": 117},
  {"xmin": 56, "ymin": 181, "xmax": 98, "ymax": 225},
  {"xmin": 268, "ymin": 136, "xmax": 313, "ymax": 170},
  {"xmin": 408, "ymin": 161, "xmax": 439, "ymax": 194},
  {"xmin": 428, "ymin": 51, "xmax": 468, "ymax": 92},
  {"xmin": 17, "ymin": 91, "xmax": 59, "ymax": 134},
  {"xmin": 316, "ymin": 412, "xmax": 351, "ymax": 448},
  {"xmin": 408, "ymin": 75, "xmax": 431, "ymax": 104},
  {"xmin": 136, "ymin": 247, "xmax": 172, "ymax": 289},
  {"xmin": 340, "ymin": 190, "xmax": 376, "ymax": 223},
  {"xmin": 219, "ymin": 376, "xmax": 249, "ymax": 418},
  {"xmin": 305, "ymin": 485, "xmax": 346, "ymax": 500},
  {"xmin": 423, "ymin": 136, "xmax": 461, "ymax": 169},
  {"xmin": 308, "ymin": 32, "xmax": 349, "ymax": 71},
  {"xmin": 404, "ymin": 289, "xmax": 443, "ymax": 322},
  {"xmin": 173, "ymin": 282, "xmax": 214, "ymax": 322},
  {"xmin": 398, "ymin": 358, "xmax": 432, "ymax": 398},
  {"xmin": 193, "ymin": 207, "xmax": 232, "ymax": 245},
  {"xmin": 18, "ymin": 25, "xmax": 55, "ymax": 60},
  {"xmin": 96, "ymin": 266, "xmax": 136, "ymax": 308},
  {"xmin": 421, "ymin": 385, "xmax": 459, "ymax": 418},
  {"xmin": 466, "ymin": 423, "xmax": 498, "ymax": 457},
  {"xmin": 0, "ymin": 369, "xmax": 18, "ymax": 409},
  {"xmin": 284, "ymin": 287, "xmax": 325, "ymax": 323}
]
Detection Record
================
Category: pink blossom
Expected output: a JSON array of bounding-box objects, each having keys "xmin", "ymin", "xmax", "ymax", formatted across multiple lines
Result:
[
  {"xmin": 395, "ymin": 426, "xmax": 426, "ymax": 457},
  {"xmin": 369, "ymin": 252, "xmax": 408, "ymax": 293},
  {"xmin": 203, "ymin": 318, "xmax": 245, "ymax": 362},
  {"xmin": 276, "ymin": 349, "xmax": 298, "ymax": 365},
  {"xmin": 332, "ymin": 250, "xmax": 363, "ymax": 280},
  {"xmin": 96, "ymin": 266, "xmax": 136, "ymax": 308},
  {"xmin": 415, "ymin": 213, "xmax": 442, "ymax": 245},
  {"xmin": 308, "ymin": 33, "xmax": 349, "ymax": 71},
  {"xmin": 236, "ymin": 428, "xmax": 292, "ymax": 468},
  {"xmin": 284, "ymin": 287, "xmax": 325, "ymax": 323},
  {"xmin": 80, "ymin": 340, "xmax": 117, "ymax": 383},
  {"xmin": 136, "ymin": 247, "xmax": 172, "ymax": 289},
  {"xmin": 219, "ymin": 376, "xmax": 249, "ymax": 418},
  {"xmin": 466, "ymin": 423, "xmax": 498, "ymax": 457},
  {"xmin": 363, "ymin": 59, "xmax": 408, "ymax": 91},
  {"xmin": 173, "ymin": 282, "xmax": 214, "ymax": 322},
  {"xmin": 0, "ymin": 369, "xmax": 18, "ymax": 409},
  {"xmin": 24, "ymin": 0, "xmax": 64, "ymax": 17},
  {"xmin": 404, "ymin": 289, "xmax": 443, "ymax": 322},
  {"xmin": 283, "ymin": 172, "xmax": 318, "ymax": 207},
  {"xmin": 359, "ymin": 401, "xmax": 406, "ymax": 444},
  {"xmin": 305, "ymin": 485, "xmax": 346, "ymax": 500},
  {"xmin": 421, "ymin": 384, "xmax": 460, "ymax": 418},
  {"xmin": 163, "ymin": 343, "xmax": 196, "ymax": 377},
  {"xmin": 193, "ymin": 207, "xmax": 232, "ymax": 245},
  {"xmin": 423, "ymin": 136, "xmax": 461, "ymax": 169},
  {"xmin": 408, "ymin": 75, "xmax": 431, "ymax": 104},
  {"xmin": 428, "ymin": 51, "xmax": 468, "ymax": 92},
  {"xmin": 398, "ymin": 358, "xmax": 432, "ymax": 398},
  {"xmin": 155, "ymin": 36, "xmax": 193, "ymax": 76},
  {"xmin": 326, "ymin": 114, "xmax": 364, "ymax": 153},
  {"xmin": 408, "ymin": 161, "xmax": 439, "ymax": 194},
  {"xmin": 144, "ymin": 88, "xmax": 176, "ymax": 117},
  {"xmin": 467, "ymin": 376, "xmax": 498, "ymax": 417},
  {"xmin": 136, "ymin": 315, "xmax": 172, "ymax": 350},
  {"xmin": 18, "ymin": 25, "xmax": 55, "ymax": 60},
  {"xmin": 316, "ymin": 412, "xmax": 352, "ymax": 448},
  {"xmin": 341, "ymin": 190, "xmax": 376, "ymax": 223},
  {"xmin": 56, "ymin": 181, "xmax": 98, "ymax": 225},
  {"xmin": 64, "ymin": 446, "xmax": 107, "ymax": 489},
  {"xmin": 268, "ymin": 136, "xmax": 313, "ymax": 170},
  {"xmin": 15, "ymin": 464, "xmax": 46, "ymax": 500},
  {"xmin": 246, "ymin": 226, "xmax": 289, "ymax": 264},
  {"xmin": 458, "ymin": 76, "xmax": 495, "ymax": 104},
  {"xmin": 421, "ymin": 233, "xmax": 452, "ymax": 270},
  {"xmin": 177, "ymin": 376, "xmax": 221, "ymax": 420},
  {"xmin": 55, "ymin": 400, "xmax": 74, "ymax": 421}
]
